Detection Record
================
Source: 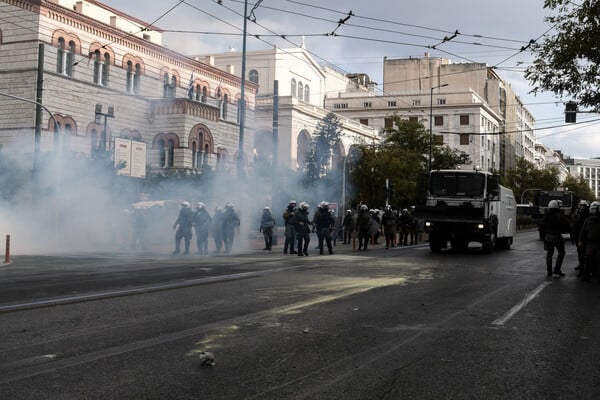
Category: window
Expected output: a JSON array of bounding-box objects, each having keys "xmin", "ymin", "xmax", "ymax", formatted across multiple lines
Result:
[
  {"xmin": 133, "ymin": 63, "xmax": 141, "ymax": 94},
  {"xmin": 434, "ymin": 116, "xmax": 443, "ymax": 126},
  {"xmin": 126, "ymin": 61, "xmax": 134, "ymax": 93},
  {"xmin": 409, "ymin": 116, "xmax": 418, "ymax": 123},
  {"xmin": 363, "ymin": 102, "xmax": 372, "ymax": 108},
  {"xmin": 57, "ymin": 38, "xmax": 75, "ymax": 76},
  {"xmin": 384, "ymin": 117, "xmax": 394, "ymax": 129},
  {"xmin": 460, "ymin": 115, "xmax": 470, "ymax": 125},
  {"xmin": 334, "ymin": 103, "xmax": 348, "ymax": 109},
  {"xmin": 304, "ymin": 85, "xmax": 310, "ymax": 102},
  {"xmin": 102, "ymin": 53, "xmax": 110, "ymax": 86},
  {"xmin": 223, "ymin": 94, "xmax": 228, "ymax": 119},
  {"xmin": 248, "ymin": 69, "xmax": 259, "ymax": 84},
  {"xmin": 388, "ymin": 101, "xmax": 397, "ymax": 107},
  {"xmin": 93, "ymin": 50, "xmax": 110, "ymax": 86},
  {"xmin": 359, "ymin": 118, "xmax": 369, "ymax": 126},
  {"xmin": 291, "ymin": 79, "xmax": 296, "ymax": 97},
  {"xmin": 411, "ymin": 99, "xmax": 421, "ymax": 106},
  {"xmin": 201, "ymin": 86, "xmax": 207, "ymax": 102},
  {"xmin": 163, "ymin": 74, "xmax": 176, "ymax": 98},
  {"xmin": 297, "ymin": 82, "xmax": 303, "ymax": 100},
  {"xmin": 436, "ymin": 98, "xmax": 446, "ymax": 105},
  {"xmin": 460, "ymin": 134, "xmax": 469, "ymax": 145}
]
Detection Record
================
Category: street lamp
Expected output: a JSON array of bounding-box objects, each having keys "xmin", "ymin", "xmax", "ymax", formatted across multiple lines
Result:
[{"xmin": 429, "ymin": 83, "xmax": 448, "ymax": 172}]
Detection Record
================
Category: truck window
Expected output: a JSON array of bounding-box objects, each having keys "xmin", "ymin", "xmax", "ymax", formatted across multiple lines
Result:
[{"xmin": 430, "ymin": 173, "xmax": 485, "ymax": 197}]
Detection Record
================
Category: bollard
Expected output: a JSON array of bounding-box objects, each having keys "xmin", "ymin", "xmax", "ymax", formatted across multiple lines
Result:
[{"xmin": 4, "ymin": 235, "xmax": 11, "ymax": 264}]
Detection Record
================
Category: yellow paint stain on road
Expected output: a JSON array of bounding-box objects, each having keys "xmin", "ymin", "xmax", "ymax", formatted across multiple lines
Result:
[{"xmin": 187, "ymin": 272, "xmax": 434, "ymax": 358}]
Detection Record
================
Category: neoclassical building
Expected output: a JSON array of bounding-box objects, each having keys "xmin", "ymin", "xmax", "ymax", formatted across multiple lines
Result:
[
  {"xmin": 0, "ymin": 0, "xmax": 256, "ymax": 175},
  {"xmin": 197, "ymin": 46, "xmax": 378, "ymax": 172}
]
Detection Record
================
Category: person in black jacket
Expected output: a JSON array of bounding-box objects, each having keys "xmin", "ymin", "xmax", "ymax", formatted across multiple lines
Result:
[
  {"xmin": 173, "ymin": 201, "xmax": 194, "ymax": 255},
  {"xmin": 342, "ymin": 209, "xmax": 355, "ymax": 245},
  {"xmin": 579, "ymin": 201, "xmax": 600, "ymax": 282},
  {"xmin": 571, "ymin": 200, "xmax": 589, "ymax": 274},
  {"xmin": 295, "ymin": 202, "xmax": 312, "ymax": 256},
  {"xmin": 313, "ymin": 201, "xmax": 335, "ymax": 255},
  {"xmin": 259, "ymin": 206, "xmax": 276, "ymax": 251},
  {"xmin": 283, "ymin": 200, "xmax": 297, "ymax": 254},
  {"xmin": 356, "ymin": 204, "xmax": 371, "ymax": 251},
  {"xmin": 543, "ymin": 200, "xmax": 572, "ymax": 277}
]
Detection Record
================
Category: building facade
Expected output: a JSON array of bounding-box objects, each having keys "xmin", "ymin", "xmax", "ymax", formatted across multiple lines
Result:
[
  {"xmin": 198, "ymin": 46, "xmax": 378, "ymax": 172},
  {"xmin": 323, "ymin": 55, "xmax": 537, "ymax": 175},
  {"xmin": 0, "ymin": 0, "xmax": 256, "ymax": 175},
  {"xmin": 564, "ymin": 157, "xmax": 600, "ymax": 199}
]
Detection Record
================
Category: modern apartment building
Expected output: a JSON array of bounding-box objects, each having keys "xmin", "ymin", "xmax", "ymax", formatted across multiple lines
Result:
[
  {"xmin": 323, "ymin": 55, "xmax": 537, "ymax": 175},
  {"xmin": 564, "ymin": 157, "xmax": 600, "ymax": 199}
]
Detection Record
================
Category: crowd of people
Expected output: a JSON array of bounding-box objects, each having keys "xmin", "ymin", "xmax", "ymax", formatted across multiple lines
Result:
[
  {"xmin": 171, "ymin": 201, "xmax": 240, "ymax": 255},
  {"xmin": 122, "ymin": 198, "xmax": 422, "ymax": 256},
  {"xmin": 544, "ymin": 199, "xmax": 600, "ymax": 281}
]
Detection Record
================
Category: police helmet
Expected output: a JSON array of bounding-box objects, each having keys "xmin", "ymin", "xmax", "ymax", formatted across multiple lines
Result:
[
  {"xmin": 548, "ymin": 200, "xmax": 559, "ymax": 209},
  {"xmin": 590, "ymin": 201, "xmax": 600, "ymax": 214},
  {"xmin": 182, "ymin": 201, "xmax": 190, "ymax": 208},
  {"xmin": 196, "ymin": 202, "xmax": 205, "ymax": 209}
]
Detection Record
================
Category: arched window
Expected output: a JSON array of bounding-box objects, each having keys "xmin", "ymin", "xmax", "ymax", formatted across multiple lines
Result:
[
  {"xmin": 249, "ymin": 69, "xmax": 259, "ymax": 84},
  {"xmin": 170, "ymin": 76, "xmax": 177, "ymax": 98},
  {"xmin": 57, "ymin": 38, "xmax": 65, "ymax": 74},
  {"xmin": 93, "ymin": 50, "xmax": 101, "ymax": 84},
  {"xmin": 163, "ymin": 73, "xmax": 170, "ymax": 98},
  {"xmin": 201, "ymin": 86, "xmax": 207, "ymax": 102},
  {"xmin": 195, "ymin": 84, "xmax": 201, "ymax": 101},
  {"xmin": 102, "ymin": 53, "xmax": 110, "ymax": 86},
  {"xmin": 291, "ymin": 79, "xmax": 296, "ymax": 97},
  {"xmin": 167, "ymin": 139, "xmax": 175, "ymax": 167},
  {"xmin": 296, "ymin": 129, "xmax": 312, "ymax": 170},
  {"xmin": 133, "ymin": 63, "xmax": 141, "ymax": 94},
  {"xmin": 297, "ymin": 82, "xmax": 303, "ymax": 100},
  {"xmin": 223, "ymin": 94, "xmax": 228, "ymax": 119},
  {"xmin": 191, "ymin": 141, "xmax": 198, "ymax": 168},
  {"xmin": 66, "ymin": 41, "xmax": 75, "ymax": 77},
  {"xmin": 63, "ymin": 123, "xmax": 72, "ymax": 150},
  {"xmin": 304, "ymin": 85, "xmax": 310, "ymax": 102},
  {"xmin": 126, "ymin": 61, "xmax": 133, "ymax": 93},
  {"xmin": 158, "ymin": 139, "xmax": 166, "ymax": 167}
]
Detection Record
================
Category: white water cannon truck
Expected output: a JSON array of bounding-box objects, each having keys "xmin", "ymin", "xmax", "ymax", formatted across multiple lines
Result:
[{"xmin": 414, "ymin": 168, "xmax": 517, "ymax": 253}]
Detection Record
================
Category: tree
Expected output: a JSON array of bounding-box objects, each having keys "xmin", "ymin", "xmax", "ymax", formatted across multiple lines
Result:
[
  {"xmin": 504, "ymin": 157, "xmax": 560, "ymax": 202},
  {"xmin": 313, "ymin": 112, "xmax": 343, "ymax": 177},
  {"xmin": 525, "ymin": 0, "xmax": 600, "ymax": 110},
  {"xmin": 562, "ymin": 174, "xmax": 596, "ymax": 201}
]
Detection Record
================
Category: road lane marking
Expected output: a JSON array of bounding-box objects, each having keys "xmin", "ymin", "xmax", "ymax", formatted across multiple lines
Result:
[{"xmin": 491, "ymin": 281, "xmax": 551, "ymax": 326}]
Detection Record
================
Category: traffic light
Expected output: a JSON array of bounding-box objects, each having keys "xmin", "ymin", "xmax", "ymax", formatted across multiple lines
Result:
[{"xmin": 565, "ymin": 101, "xmax": 577, "ymax": 123}]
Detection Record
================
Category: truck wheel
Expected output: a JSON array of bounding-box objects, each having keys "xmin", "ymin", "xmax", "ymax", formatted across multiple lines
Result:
[
  {"xmin": 495, "ymin": 237, "xmax": 512, "ymax": 250},
  {"xmin": 482, "ymin": 233, "xmax": 496, "ymax": 253},
  {"xmin": 429, "ymin": 235, "xmax": 443, "ymax": 252}
]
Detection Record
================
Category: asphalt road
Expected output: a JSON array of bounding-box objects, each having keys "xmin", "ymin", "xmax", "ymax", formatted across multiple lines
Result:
[{"xmin": 1, "ymin": 231, "xmax": 600, "ymax": 399}]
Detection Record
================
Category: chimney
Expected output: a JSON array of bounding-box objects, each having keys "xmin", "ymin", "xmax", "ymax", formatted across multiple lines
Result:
[{"xmin": 205, "ymin": 56, "xmax": 215, "ymax": 66}]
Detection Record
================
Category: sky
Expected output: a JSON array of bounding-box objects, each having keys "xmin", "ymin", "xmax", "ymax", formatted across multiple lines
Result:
[{"xmin": 100, "ymin": 0, "xmax": 600, "ymax": 159}]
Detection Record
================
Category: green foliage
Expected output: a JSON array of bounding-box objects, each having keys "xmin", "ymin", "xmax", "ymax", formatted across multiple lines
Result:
[
  {"xmin": 526, "ymin": 0, "xmax": 600, "ymax": 110},
  {"xmin": 562, "ymin": 174, "xmax": 596, "ymax": 201},
  {"xmin": 504, "ymin": 157, "xmax": 560, "ymax": 203},
  {"xmin": 346, "ymin": 116, "xmax": 470, "ymax": 208}
]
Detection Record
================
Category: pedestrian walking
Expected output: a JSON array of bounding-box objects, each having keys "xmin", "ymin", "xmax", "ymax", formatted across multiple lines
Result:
[
  {"xmin": 342, "ymin": 209, "xmax": 355, "ymax": 245},
  {"xmin": 259, "ymin": 206, "xmax": 276, "ymax": 251},
  {"xmin": 295, "ymin": 202, "xmax": 312, "ymax": 256},
  {"xmin": 543, "ymin": 200, "xmax": 571, "ymax": 277},
  {"xmin": 313, "ymin": 201, "xmax": 335, "ymax": 255},
  {"xmin": 381, "ymin": 205, "xmax": 398, "ymax": 249},
  {"xmin": 357, "ymin": 204, "xmax": 371, "ymax": 251},
  {"xmin": 193, "ymin": 202, "xmax": 212, "ymax": 255},
  {"xmin": 222, "ymin": 203, "xmax": 240, "ymax": 254},
  {"xmin": 579, "ymin": 201, "xmax": 600, "ymax": 282},
  {"xmin": 283, "ymin": 200, "xmax": 298, "ymax": 254},
  {"xmin": 172, "ymin": 201, "xmax": 194, "ymax": 255},
  {"xmin": 571, "ymin": 200, "xmax": 589, "ymax": 274}
]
